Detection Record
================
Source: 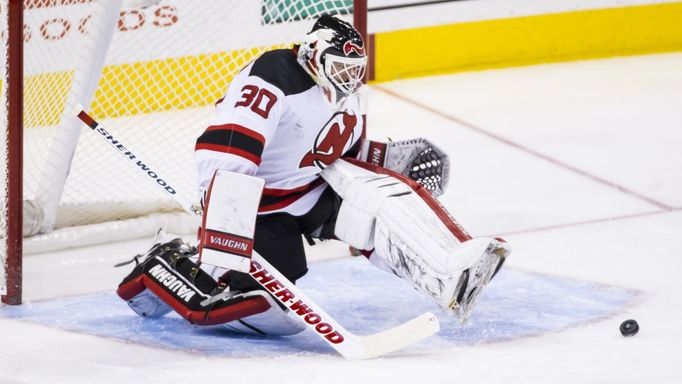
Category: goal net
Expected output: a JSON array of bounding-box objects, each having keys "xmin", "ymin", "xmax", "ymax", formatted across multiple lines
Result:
[{"xmin": 1, "ymin": 0, "xmax": 366, "ymax": 304}]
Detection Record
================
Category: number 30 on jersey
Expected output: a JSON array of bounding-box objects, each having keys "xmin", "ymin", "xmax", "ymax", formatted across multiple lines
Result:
[{"xmin": 235, "ymin": 85, "xmax": 278, "ymax": 119}]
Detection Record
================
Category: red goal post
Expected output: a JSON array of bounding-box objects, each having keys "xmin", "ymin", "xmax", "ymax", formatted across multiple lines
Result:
[{"xmin": 1, "ymin": 0, "xmax": 368, "ymax": 305}]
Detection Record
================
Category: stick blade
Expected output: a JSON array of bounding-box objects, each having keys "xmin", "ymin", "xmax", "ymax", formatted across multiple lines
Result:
[{"xmin": 354, "ymin": 312, "xmax": 440, "ymax": 360}]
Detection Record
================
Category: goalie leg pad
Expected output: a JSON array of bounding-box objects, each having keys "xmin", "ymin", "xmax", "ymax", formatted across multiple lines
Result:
[
  {"xmin": 322, "ymin": 159, "xmax": 510, "ymax": 320},
  {"xmin": 116, "ymin": 235, "xmax": 270, "ymax": 326},
  {"xmin": 219, "ymin": 291, "xmax": 306, "ymax": 336},
  {"xmin": 125, "ymin": 288, "xmax": 172, "ymax": 318},
  {"xmin": 334, "ymin": 199, "xmax": 376, "ymax": 250},
  {"xmin": 323, "ymin": 158, "xmax": 474, "ymax": 273}
]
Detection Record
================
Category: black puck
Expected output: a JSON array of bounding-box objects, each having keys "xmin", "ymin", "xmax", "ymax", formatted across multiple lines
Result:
[{"xmin": 620, "ymin": 319, "xmax": 639, "ymax": 337}]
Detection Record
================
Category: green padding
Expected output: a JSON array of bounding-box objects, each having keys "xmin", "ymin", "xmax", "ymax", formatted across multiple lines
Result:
[{"xmin": 261, "ymin": 0, "xmax": 352, "ymax": 24}]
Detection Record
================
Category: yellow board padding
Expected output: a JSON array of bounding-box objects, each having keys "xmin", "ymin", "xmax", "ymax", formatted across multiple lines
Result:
[
  {"xmin": 23, "ymin": 71, "xmax": 74, "ymax": 128},
  {"xmin": 373, "ymin": 2, "xmax": 682, "ymax": 81},
  {"xmin": 90, "ymin": 48, "xmax": 258, "ymax": 120},
  {"xmin": 23, "ymin": 45, "xmax": 284, "ymax": 128}
]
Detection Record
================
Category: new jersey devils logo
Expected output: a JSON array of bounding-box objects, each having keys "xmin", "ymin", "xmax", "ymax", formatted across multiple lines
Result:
[
  {"xmin": 343, "ymin": 41, "xmax": 365, "ymax": 56},
  {"xmin": 300, "ymin": 112, "xmax": 357, "ymax": 169}
]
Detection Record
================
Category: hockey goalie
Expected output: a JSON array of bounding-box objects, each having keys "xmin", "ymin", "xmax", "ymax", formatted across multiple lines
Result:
[{"xmin": 115, "ymin": 14, "xmax": 510, "ymax": 337}]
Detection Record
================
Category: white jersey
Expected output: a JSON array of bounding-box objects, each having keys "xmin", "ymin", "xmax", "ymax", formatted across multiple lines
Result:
[{"xmin": 195, "ymin": 49, "xmax": 364, "ymax": 215}]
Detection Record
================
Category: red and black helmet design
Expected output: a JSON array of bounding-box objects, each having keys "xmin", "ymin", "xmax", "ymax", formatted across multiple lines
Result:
[{"xmin": 298, "ymin": 14, "xmax": 367, "ymax": 109}]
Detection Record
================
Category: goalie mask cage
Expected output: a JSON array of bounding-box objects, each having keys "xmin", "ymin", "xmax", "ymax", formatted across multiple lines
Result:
[{"xmin": 1, "ymin": 0, "xmax": 368, "ymax": 305}]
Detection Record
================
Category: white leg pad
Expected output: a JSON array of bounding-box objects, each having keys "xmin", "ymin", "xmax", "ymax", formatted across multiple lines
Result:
[
  {"xmin": 335, "ymin": 200, "xmax": 376, "ymax": 250},
  {"xmin": 322, "ymin": 159, "xmax": 505, "ymax": 312},
  {"xmin": 127, "ymin": 288, "xmax": 173, "ymax": 318},
  {"xmin": 220, "ymin": 291, "xmax": 306, "ymax": 336}
]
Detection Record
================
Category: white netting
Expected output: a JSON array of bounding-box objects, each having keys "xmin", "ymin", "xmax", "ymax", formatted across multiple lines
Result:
[
  {"xmin": 2, "ymin": 0, "xmax": 358, "ymax": 294},
  {"xmin": 18, "ymin": 0, "xmax": 354, "ymax": 230}
]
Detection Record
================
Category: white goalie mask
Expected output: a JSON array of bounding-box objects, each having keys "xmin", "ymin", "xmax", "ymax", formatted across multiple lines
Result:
[{"xmin": 297, "ymin": 14, "xmax": 367, "ymax": 109}]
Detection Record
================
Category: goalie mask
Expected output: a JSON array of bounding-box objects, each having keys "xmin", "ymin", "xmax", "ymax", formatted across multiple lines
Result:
[{"xmin": 298, "ymin": 14, "xmax": 367, "ymax": 109}]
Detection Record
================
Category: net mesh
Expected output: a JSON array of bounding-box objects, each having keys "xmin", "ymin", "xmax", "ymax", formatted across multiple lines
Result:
[
  {"xmin": 13, "ymin": 0, "xmax": 354, "ymax": 230},
  {"xmin": 1, "ymin": 0, "xmax": 356, "ymax": 296}
]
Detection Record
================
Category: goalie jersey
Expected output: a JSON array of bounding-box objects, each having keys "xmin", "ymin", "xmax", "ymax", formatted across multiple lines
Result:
[{"xmin": 195, "ymin": 49, "xmax": 364, "ymax": 215}]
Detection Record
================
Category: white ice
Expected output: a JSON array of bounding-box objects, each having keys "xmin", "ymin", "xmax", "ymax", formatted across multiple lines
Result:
[{"xmin": 2, "ymin": 53, "xmax": 682, "ymax": 383}]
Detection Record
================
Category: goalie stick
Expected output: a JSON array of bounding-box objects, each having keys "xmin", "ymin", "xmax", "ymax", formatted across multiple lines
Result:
[{"xmin": 73, "ymin": 104, "xmax": 440, "ymax": 360}]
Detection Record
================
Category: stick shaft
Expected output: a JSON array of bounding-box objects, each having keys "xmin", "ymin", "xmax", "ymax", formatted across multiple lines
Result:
[{"xmin": 74, "ymin": 106, "xmax": 200, "ymax": 216}]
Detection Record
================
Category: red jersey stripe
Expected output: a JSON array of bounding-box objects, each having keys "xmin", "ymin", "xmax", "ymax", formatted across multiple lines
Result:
[
  {"xmin": 259, "ymin": 178, "xmax": 327, "ymax": 212},
  {"xmin": 195, "ymin": 143, "xmax": 261, "ymax": 166},
  {"xmin": 262, "ymin": 178, "xmax": 326, "ymax": 197}
]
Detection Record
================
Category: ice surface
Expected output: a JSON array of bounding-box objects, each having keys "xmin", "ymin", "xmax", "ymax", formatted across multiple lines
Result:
[{"xmin": 0, "ymin": 258, "xmax": 635, "ymax": 358}]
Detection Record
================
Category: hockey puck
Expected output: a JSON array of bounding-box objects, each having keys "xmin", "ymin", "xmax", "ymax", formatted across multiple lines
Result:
[{"xmin": 620, "ymin": 319, "xmax": 639, "ymax": 337}]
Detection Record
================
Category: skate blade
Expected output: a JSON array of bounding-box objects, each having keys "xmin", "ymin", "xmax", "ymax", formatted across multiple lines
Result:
[{"xmin": 447, "ymin": 252, "xmax": 503, "ymax": 324}]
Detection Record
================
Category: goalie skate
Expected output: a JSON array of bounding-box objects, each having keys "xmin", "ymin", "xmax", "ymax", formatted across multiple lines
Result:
[
  {"xmin": 447, "ymin": 240, "xmax": 509, "ymax": 323},
  {"xmin": 114, "ymin": 229, "xmax": 196, "ymax": 271}
]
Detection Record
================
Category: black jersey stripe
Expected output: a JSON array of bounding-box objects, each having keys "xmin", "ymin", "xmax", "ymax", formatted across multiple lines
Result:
[
  {"xmin": 203, "ymin": 123, "xmax": 266, "ymax": 145},
  {"xmin": 250, "ymin": 49, "xmax": 316, "ymax": 96},
  {"xmin": 195, "ymin": 124, "xmax": 265, "ymax": 165}
]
